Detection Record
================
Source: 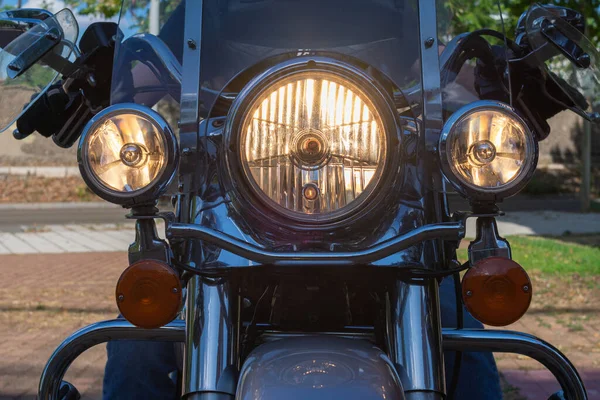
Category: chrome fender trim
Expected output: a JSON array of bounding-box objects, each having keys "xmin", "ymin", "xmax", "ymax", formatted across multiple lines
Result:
[{"xmin": 38, "ymin": 322, "xmax": 587, "ymax": 400}]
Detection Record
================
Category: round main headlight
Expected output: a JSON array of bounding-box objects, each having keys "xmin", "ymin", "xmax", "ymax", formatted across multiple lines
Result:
[
  {"xmin": 227, "ymin": 59, "xmax": 393, "ymax": 223},
  {"xmin": 439, "ymin": 101, "xmax": 538, "ymax": 201},
  {"xmin": 78, "ymin": 104, "xmax": 178, "ymax": 206}
]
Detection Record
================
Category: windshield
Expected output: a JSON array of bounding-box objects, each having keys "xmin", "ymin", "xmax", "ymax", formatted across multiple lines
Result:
[
  {"xmin": 111, "ymin": 1, "xmax": 182, "ymax": 131},
  {"xmin": 112, "ymin": 0, "xmax": 422, "ymax": 120},
  {"xmin": 111, "ymin": 1, "xmax": 527, "ymax": 124}
]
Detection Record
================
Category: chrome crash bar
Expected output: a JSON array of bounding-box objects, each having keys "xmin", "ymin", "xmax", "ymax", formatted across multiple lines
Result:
[
  {"xmin": 39, "ymin": 320, "xmax": 587, "ymax": 400},
  {"xmin": 444, "ymin": 329, "xmax": 587, "ymax": 400},
  {"xmin": 166, "ymin": 221, "xmax": 465, "ymax": 266},
  {"xmin": 38, "ymin": 319, "xmax": 186, "ymax": 400}
]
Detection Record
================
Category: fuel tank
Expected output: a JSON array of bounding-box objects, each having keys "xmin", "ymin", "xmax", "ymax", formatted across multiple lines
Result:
[{"xmin": 236, "ymin": 336, "xmax": 405, "ymax": 400}]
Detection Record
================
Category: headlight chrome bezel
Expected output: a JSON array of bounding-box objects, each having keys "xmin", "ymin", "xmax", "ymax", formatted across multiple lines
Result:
[
  {"xmin": 439, "ymin": 100, "xmax": 538, "ymax": 202},
  {"xmin": 77, "ymin": 104, "xmax": 179, "ymax": 207},
  {"xmin": 224, "ymin": 57, "xmax": 401, "ymax": 226}
]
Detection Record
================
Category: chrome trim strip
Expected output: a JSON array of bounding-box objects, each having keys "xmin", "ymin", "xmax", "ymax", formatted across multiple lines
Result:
[
  {"xmin": 179, "ymin": 0, "xmax": 203, "ymax": 132},
  {"xmin": 38, "ymin": 322, "xmax": 586, "ymax": 400},
  {"xmin": 417, "ymin": 0, "xmax": 443, "ymax": 132},
  {"xmin": 443, "ymin": 329, "xmax": 587, "ymax": 400},
  {"xmin": 38, "ymin": 319, "xmax": 186, "ymax": 400},
  {"xmin": 166, "ymin": 222, "xmax": 466, "ymax": 266}
]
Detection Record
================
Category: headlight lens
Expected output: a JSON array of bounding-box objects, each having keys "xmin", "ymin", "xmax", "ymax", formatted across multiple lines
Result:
[
  {"xmin": 440, "ymin": 101, "xmax": 537, "ymax": 199},
  {"xmin": 78, "ymin": 104, "xmax": 177, "ymax": 206},
  {"xmin": 237, "ymin": 70, "xmax": 387, "ymax": 221},
  {"xmin": 87, "ymin": 115, "xmax": 166, "ymax": 192}
]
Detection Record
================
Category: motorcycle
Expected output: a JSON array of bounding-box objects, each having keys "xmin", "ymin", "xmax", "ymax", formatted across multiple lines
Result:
[{"xmin": 0, "ymin": 1, "xmax": 597, "ymax": 399}]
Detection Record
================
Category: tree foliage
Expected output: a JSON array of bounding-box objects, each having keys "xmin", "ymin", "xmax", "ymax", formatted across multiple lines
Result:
[
  {"xmin": 443, "ymin": 0, "xmax": 600, "ymax": 44},
  {"xmin": 7, "ymin": 0, "xmax": 600, "ymax": 45},
  {"xmin": 63, "ymin": 0, "xmax": 121, "ymax": 18}
]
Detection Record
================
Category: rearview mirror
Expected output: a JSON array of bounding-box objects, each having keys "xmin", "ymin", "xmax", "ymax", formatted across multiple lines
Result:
[
  {"xmin": 540, "ymin": 17, "xmax": 589, "ymax": 69},
  {"xmin": 520, "ymin": 4, "xmax": 600, "ymax": 123},
  {"xmin": 0, "ymin": 9, "xmax": 53, "ymax": 48},
  {"xmin": 0, "ymin": 9, "xmax": 79, "ymax": 133},
  {"xmin": 0, "ymin": 9, "xmax": 53, "ymax": 20}
]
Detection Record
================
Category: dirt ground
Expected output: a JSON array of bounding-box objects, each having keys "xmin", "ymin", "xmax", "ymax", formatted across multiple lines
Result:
[
  {"xmin": 0, "ymin": 175, "xmax": 99, "ymax": 203},
  {"xmin": 494, "ymin": 271, "xmax": 600, "ymax": 399},
  {"xmin": 0, "ymin": 253, "xmax": 598, "ymax": 399},
  {"xmin": 494, "ymin": 271, "xmax": 600, "ymax": 371}
]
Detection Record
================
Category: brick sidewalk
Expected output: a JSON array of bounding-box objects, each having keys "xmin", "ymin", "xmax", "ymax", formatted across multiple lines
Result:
[
  {"xmin": 0, "ymin": 252, "xmax": 597, "ymax": 399},
  {"xmin": 0, "ymin": 252, "xmax": 126, "ymax": 399}
]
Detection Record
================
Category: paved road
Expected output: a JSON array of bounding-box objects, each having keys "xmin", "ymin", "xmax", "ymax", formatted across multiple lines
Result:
[
  {"xmin": 1, "ymin": 201, "xmax": 600, "ymax": 254},
  {"xmin": 448, "ymin": 193, "xmax": 582, "ymax": 212},
  {"xmin": 0, "ymin": 194, "xmax": 584, "ymax": 233}
]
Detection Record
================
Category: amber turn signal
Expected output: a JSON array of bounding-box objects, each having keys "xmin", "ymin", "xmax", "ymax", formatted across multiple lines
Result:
[
  {"xmin": 116, "ymin": 260, "xmax": 182, "ymax": 329},
  {"xmin": 462, "ymin": 257, "xmax": 532, "ymax": 327}
]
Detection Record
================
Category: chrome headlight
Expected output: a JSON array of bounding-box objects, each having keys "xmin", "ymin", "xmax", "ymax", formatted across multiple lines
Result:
[
  {"xmin": 78, "ymin": 104, "xmax": 178, "ymax": 206},
  {"xmin": 439, "ymin": 101, "xmax": 538, "ymax": 201},
  {"xmin": 226, "ymin": 59, "xmax": 394, "ymax": 223}
]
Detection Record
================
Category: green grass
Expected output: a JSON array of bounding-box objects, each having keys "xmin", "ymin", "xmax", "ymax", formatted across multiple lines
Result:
[{"xmin": 458, "ymin": 235, "xmax": 600, "ymax": 276}]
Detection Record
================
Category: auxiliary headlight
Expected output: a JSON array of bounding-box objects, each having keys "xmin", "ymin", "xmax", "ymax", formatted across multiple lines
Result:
[
  {"xmin": 439, "ymin": 101, "xmax": 538, "ymax": 201},
  {"xmin": 78, "ymin": 104, "xmax": 178, "ymax": 207},
  {"xmin": 226, "ymin": 58, "xmax": 395, "ymax": 223}
]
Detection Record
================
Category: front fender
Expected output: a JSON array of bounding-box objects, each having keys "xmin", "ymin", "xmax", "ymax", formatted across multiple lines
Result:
[{"xmin": 236, "ymin": 336, "xmax": 405, "ymax": 400}]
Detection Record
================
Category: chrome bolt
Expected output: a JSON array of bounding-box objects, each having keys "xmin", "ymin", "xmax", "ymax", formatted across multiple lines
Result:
[
  {"xmin": 466, "ymin": 290, "xmax": 473, "ymax": 297},
  {"xmin": 187, "ymin": 39, "xmax": 197, "ymax": 49},
  {"xmin": 243, "ymin": 298, "xmax": 252, "ymax": 309},
  {"xmin": 117, "ymin": 294, "xmax": 124, "ymax": 302},
  {"xmin": 172, "ymin": 287, "xmax": 179, "ymax": 294},
  {"xmin": 522, "ymin": 285, "xmax": 529, "ymax": 293},
  {"xmin": 86, "ymin": 73, "xmax": 97, "ymax": 87},
  {"xmin": 425, "ymin": 37, "xmax": 435, "ymax": 48},
  {"xmin": 182, "ymin": 147, "xmax": 192, "ymax": 156}
]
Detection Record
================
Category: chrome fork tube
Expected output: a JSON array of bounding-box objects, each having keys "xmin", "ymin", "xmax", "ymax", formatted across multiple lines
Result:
[
  {"xmin": 183, "ymin": 275, "xmax": 237, "ymax": 399},
  {"xmin": 387, "ymin": 279, "xmax": 445, "ymax": 400}
]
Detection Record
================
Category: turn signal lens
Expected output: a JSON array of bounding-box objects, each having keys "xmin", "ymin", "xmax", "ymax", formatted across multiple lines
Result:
[
  {"xmin": 462, "ymin": 257, "xmax": 532, "ymax": 326},
  {"xmin": 116, "ymin": 260, "xmax": 182, "ymax": 329}
]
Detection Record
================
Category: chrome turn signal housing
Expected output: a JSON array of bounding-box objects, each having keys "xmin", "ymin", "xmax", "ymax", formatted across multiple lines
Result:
[
  {"xmin": 78, "ymin": 104, "xmax": 178, "ymax": 207},
  {"xmin": 439, "ymin": 101, "xmax": 538, "ymax": 202}
]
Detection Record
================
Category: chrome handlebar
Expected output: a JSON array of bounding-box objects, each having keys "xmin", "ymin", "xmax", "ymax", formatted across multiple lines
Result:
[{"xmin": 166, "ymin": 221, "xmax": 466, "ymax": 267}]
